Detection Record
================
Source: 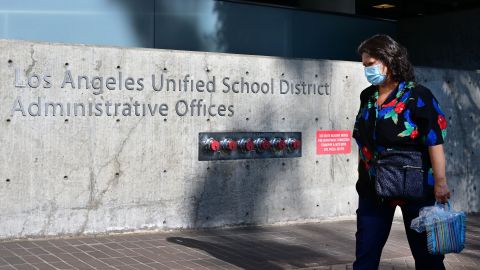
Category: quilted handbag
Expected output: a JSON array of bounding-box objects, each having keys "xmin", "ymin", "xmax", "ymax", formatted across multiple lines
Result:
[{"xmin": 374, "ymin": 149, "xmax": 428, "ymax": 200}]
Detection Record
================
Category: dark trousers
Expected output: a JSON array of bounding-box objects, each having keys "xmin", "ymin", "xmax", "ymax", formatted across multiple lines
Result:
[{"xmin": 353, "ymin": 196, "xmax": 445, "ymax": 270}]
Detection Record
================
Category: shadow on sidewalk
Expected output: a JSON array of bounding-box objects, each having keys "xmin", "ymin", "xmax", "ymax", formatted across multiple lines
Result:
[{"xmin": 166, "ymin": 235, "xmax": 349, "ymax": 269}]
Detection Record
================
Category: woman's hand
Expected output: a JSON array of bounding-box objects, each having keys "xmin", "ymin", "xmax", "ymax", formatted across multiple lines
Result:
[
  {"xmin": 434, "ymin": 181, "xmax": 451, "ymax": 203},
  {"xmin": 429, "ymin": 144, "xmax": 450, "ymax": 203}
]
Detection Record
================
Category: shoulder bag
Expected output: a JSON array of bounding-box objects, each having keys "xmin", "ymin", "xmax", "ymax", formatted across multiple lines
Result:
[{"xmin": 374, "ymin": 148, "xmax": 429, "ymax": 200}]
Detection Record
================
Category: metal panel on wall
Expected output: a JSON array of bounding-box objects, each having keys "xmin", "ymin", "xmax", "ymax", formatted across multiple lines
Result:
[
  {"xmin": 0, "ymin": 0, "xmax": 396, "ymax": 61},
  {"xmin": 0, "ymin": 0, "xmax": 154, "ymax": 48},
  {"xmin": 153, "ymin": 0, "xmax": 397, "ymax": 60}
]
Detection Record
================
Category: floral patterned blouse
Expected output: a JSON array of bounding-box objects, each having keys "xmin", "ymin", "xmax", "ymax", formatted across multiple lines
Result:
[{"xmin": 352, "ymin": 81, "xmax": 447, "ymax": 197}]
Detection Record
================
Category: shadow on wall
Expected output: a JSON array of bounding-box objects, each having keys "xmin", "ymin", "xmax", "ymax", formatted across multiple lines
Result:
[
  {"xmin": 186, "ymin": 111, "xmax": 304, "ymax": 228},
  {"xmin": 115, "ymin": 0, "xmax": 395, "ymax": 59},
  {"xmin": 150, "ymin": 0, "xmax": 226, "ymax": 52},
  {"xmin": 108, "ymin": 0, "xmax": 156, "ymax": 47},
  {"xmin": 446, "ymin": 72, "xmax": 480, "ymax": 212},
  {"xmin": 416, "ymin": 70, "xmax": 480, "ymax": 213},
  {"xmin": 114, "ymin": 0, "xmax": 283, "ymax": 54},
  {"xmin": 212, "ymin": 1, "xmax": 291, "ymax": 57},
  {"xmin": 109, "ymin": 0, "xmax": 317, "ymax": 229},
  {"xmin": 152, "ymin": 0, "xmax": 224, "ymax": 52},
  {"xmin": 109, "ymin": 0, "xmax": 223, "ymax": 50}
]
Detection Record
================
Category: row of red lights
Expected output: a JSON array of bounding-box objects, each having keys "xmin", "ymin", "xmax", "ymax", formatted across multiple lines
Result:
[{"xmin": 203, "ymin": 137, "xmax": 301, "ymax": 153}]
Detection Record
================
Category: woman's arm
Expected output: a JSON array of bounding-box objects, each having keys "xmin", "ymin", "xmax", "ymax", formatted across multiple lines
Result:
[{"xmin": 428, "ymin": 144, "xmax": 450, "ymax": 203}]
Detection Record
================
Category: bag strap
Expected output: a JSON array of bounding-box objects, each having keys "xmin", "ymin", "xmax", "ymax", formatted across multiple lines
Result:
[{"xmin": 435, "ymin": 201, "xmax": 451, "ymax": 210}]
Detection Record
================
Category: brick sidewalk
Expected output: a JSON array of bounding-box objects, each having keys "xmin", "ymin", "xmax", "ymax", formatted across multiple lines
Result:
[{"xmin": 0, "ymin": 214, "xmax": 478, "ymax": 270}]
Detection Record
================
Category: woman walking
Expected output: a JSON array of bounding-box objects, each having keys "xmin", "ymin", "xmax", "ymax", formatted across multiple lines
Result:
[{"xmin": 352, "ymin": 34, "xmax": 450, "ymax": 270}]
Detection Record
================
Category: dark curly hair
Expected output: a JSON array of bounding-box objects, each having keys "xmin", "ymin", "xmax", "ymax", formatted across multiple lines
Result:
[{"xmin": 357, "ymin": 34, "xmax": 415, "ymax": 83}]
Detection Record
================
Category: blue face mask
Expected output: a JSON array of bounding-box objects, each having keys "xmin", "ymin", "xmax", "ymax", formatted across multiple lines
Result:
[{"xmin": 364, "ymin": 64, "xmax": 386, "ymax": 85}]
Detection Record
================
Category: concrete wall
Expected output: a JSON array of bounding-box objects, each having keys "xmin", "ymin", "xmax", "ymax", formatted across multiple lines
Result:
[
  {"xmin": 0, "ymin": 40, "xmax": 478, "ymax": 240},
  {"xmin": 414, "ymin": 68, "xmax": 480, "ymax": 212}
]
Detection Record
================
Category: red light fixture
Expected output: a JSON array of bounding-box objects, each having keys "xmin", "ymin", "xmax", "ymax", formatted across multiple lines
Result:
[
  {"xmin": 238, "ymin": 138, "xmax": 255, "ymax": 152},
  {"xmin": 254, "ymin": 138, "xmax": 271, "ymax": 151},
  {"xmin": 270, "ymin": 138, "xmax": 286, "ymax": 151},
  {"xmin": 286, "ymin": 138, "xmax": 301, "ymax": 151},
  {"xmin": 203, "ymin": 138, "xmax": 220, "ymax": 152},
  {"xmin": 221, "ymin": 138, "xmax": 238, "ymax": 152}
]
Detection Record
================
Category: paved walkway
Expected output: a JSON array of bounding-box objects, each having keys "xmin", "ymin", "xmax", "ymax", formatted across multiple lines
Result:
[{"xmin": 0, "ymin": 215, "xmax": 478, "ymax": 270}]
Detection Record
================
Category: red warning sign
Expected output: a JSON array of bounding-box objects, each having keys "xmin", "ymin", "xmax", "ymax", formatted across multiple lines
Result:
[{"xmin": 316, "ymin": 130, "xmax": 351, "ymax": 155}]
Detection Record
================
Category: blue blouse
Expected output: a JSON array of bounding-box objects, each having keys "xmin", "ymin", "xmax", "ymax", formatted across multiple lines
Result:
[{"xmin": 352, "ymin": 81, "xmax": 447, "ymax": 197}]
